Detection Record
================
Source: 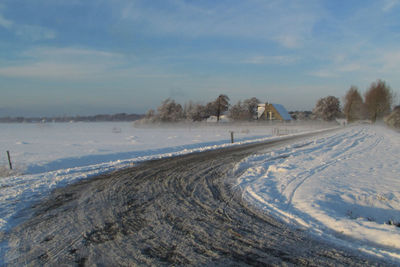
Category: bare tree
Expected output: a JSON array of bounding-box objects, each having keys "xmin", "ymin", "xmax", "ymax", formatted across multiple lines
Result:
[
  {"xmin": 312, "ymin": 96, "xmax": 341, "ymax": 121},
  {"xmin": 243, "ymin": 97, "xmax": 261, "ymax": 119},
  {"xmin": 144, "ymin": 109, "xmax": 156, "ymax": 122},
  {"xmin": 229, "ymin": 97, "xmax": 261, "ymax": 121},
  {"xmin": 229, "ymin": 101, "xmax": 247, "ymax": 121},
  {"xmin": 184, "ymin": 101, "xmax": 207, "ymax": 121},
  {"xmin": 156, "ymin": 98, "xmax": 183, "ymax": 122},
  {"xmin": 343, "ymin": 86, "xmax": 364, "ymax": 122},
  {"xmin": 216, "ymin": 94, "xmax": 230, "ymax": 121},
  {"xmin": 364, "ymin": 80, "xmax": 393, "ymax": 122},
  {"xmin": 206, "ymin": 94, "xmax": 230, "ymax": 121}
]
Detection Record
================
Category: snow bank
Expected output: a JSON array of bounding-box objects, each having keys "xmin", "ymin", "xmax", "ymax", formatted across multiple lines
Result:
[{"xmin": 235, "ymin": 125, "xmax": 400, "ymax": 262}]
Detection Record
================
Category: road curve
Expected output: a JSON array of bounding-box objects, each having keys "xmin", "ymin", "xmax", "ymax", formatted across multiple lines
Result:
[{"xmin": 5, "ymin": 131, "xmax": 393, "ymax": 266}]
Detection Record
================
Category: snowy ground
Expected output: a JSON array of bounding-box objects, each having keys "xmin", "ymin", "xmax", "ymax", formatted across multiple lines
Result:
[
  {"xmin": 0, "ymin": 121, "xmax": 323, "ymax": 176},
  {"xmin": 235, "ymin": 124, "xmax": 400, "ymax": 262},
  {"xmin": 0, "ymin": 121, "xmax": 399, "ymax": 263},
  {"xmin": 0, "ymin": 121, "xmax": 326, "ymax": 232}
]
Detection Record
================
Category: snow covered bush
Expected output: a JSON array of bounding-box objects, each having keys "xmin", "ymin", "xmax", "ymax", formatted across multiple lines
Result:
[{"xmin": 384, "ymin": 106, "xmax": 400, "ymax": 129}]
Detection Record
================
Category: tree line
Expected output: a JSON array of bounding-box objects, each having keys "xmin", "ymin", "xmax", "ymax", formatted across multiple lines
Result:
[
  {"xmin": 144, "ymin": 95, "xmax": 262, "ymax": 123},
  {"xmin": 144, "ymin": 79, "xmax": 397, "ymax": 124},
  {"xmin": 0, "ymin": 113, "xmax": 144, "ymax": 123},
  {"xmin": 313, "ymin": 79, "xmax": 396, "ymax": 123}
]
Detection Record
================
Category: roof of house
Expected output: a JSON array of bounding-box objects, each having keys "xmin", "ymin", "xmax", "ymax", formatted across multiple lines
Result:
[{"xmin": 271, "ymin": 104, "xmax": 292, "ymax": 120}]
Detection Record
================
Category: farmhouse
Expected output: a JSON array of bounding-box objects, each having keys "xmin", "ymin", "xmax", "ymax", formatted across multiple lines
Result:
[{"xmin": 257, "ymin": 103, "xmax": 292, "ymax": 121}]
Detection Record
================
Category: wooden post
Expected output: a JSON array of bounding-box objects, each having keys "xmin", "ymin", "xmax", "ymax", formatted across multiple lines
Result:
[
  {"xmin": 7, "ymin": 150, "xmax": 12, "ymax": 170},
  {"xmin": 230, "ymin": 131, "xmax": 234, "ymax": 143}
]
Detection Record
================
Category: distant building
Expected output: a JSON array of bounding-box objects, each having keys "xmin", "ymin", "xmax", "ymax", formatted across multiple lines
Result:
[{"xmin": 257, "ymin": 103, "xmax": 292, "ymax": 121}]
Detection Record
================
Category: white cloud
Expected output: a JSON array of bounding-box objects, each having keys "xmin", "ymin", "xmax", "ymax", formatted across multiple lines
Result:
[
  {"xmin": 337, "ymin": 63, "xmax": 361, "ymax": 72},
  {"xmin": 0, "ymin": 6, "xmax": 55, "ymax": 41},
  {"xmin": 0, "ymin": 62, "xmax": 100, "ymax": 79},
  {"xmin": 22, "ymin": 47, "xmax": 122, "ymax": 61},
  {"xmin": 0, "ymin": 13, "xmax": 12, "ymax": 29},
  {"xmin": 333, "ymin": 54, "xmax": 346, "ymax": 64},
  {"xmin": 119, "ymin": 0, "xmax": 321, "ymax": 49},
  {"xmin": 243, "ymin": 55, "xmax": 299, "ymax": 65},
  {"xmin": 308, "ymin": 69, "xmax": 338, "ymax": 78},
  {"xmin": 0, "ymin": 47, "xmax": 123, "ymax": 80},
  {"xmin": 382, "ymin": 0, "xmax": 399, "ymax": 12},
  {"xmin": 273, "ymin": 35, "xmax": 300, "ymax": 49},
  {"xmin": 309, "ymin": 63, "xmax": 361, "ymax": 78},
  {"xmin": 382, "ymin": 50, "xmax": 400, "ymax": 71},
  {"xmin": 0, "ymin": 46, "xmax": 180, "ymax": 81},
  {"xmin": 15, "ymin": 25, "xmax": 56, "ymax": 41}
]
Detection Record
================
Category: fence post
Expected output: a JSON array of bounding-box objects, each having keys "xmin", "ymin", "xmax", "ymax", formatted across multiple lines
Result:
[
  {"xmin": 230, "ymin": 131, "xmax": 234, "ymax": 143},
  {"xmin": 7, "ymin": 150, "xmax": 12, "ymax": 170}
]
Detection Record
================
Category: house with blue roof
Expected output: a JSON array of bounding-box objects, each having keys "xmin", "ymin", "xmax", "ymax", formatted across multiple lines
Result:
[{"xmin": 257, "ymin": 103, "xmax": 292, "ymax": 121}]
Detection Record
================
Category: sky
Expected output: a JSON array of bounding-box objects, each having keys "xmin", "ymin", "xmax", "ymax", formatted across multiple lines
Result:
[{"xmin": 0, "ymin": 0, "xmax": 400, "ymax": 116}]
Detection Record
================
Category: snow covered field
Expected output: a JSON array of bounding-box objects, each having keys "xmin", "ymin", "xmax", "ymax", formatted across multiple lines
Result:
[
  {"xmin": 0, "ymin": 121, "xmax": 326, "ymax": 232},
  {"xmin": 235, "ymin": 124, "xmax": 400, "ymax": 262},
  {"xmin": 0, "ymin": 121, "xmax": 321, "ymax": 176},
  {"xmin": 0, "ymin": 121, "xmax": 399, "ymax": 263}
]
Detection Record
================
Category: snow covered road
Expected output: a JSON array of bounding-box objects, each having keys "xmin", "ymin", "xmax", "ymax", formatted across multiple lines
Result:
[
  {"xmin": 0, "ymin": 122, "xmax": 399, "ymax": 265},
  {"xmin": 3, "ymin": 129, "xmax": 391, "ymax": 266},
  {"xmin": 236, "ymin": 124, "xmax": 400, "ymax": 262}
]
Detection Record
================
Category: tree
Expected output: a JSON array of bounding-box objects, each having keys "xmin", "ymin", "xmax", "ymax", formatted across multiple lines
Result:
[
  {"xmin": 243, "ymin": 97, "xmax": 261, "ymax": 119},
  {"xmin": 343, "ymin": 86, "xmax": 364, "ymax": 122},
  {"xmin": 312, "ymin": 96, "xmax": 341, "ymax": 121},
  {"xmin": 206, "ymin": 94, "xmax": 230, "ymax": 121},
  {"xmin": 229, "ymin": 101, "xmax": 247, "ymax": 121},
  {"xmin": 364, "ymin": 80, "xmax": 393, "ymax": 122},
  {"xmin": 384, "ymin": 106, "xmax": 400, "ymax": 129},
  {"xmin": 184, "ymin": 101, "xmax": 208, "ymax": 121},
  {"xmin": 229, "ymin": 97, "xmax": 261, "ymax": 121},
  {"xmin": 156, "ymin": 98, "xmax": 183, "ymax": 122},
  {"xmin": 145, "ymin": 109, "xmax": 156, "ymax": 122},
  {"xmin": 215, "ymin": 94, "xmax": 230, "ymax": 121}
]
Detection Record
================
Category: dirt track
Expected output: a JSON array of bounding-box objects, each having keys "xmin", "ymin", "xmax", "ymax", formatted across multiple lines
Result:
[{"xmin": 5, "ymin": 132, "xmax": 393, "ymax": 266}]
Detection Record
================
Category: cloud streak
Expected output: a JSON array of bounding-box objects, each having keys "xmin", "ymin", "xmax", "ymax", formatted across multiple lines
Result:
[
  {"xmin": 0, "ymin": 47, "xmax": 123, "ymax": 80},
  {"xmin": 0, "ymin": 46, "xmax": 182, "ymax": 81},
  {"xmin": 120, "ymin": 0, "xmax": 320, "ymax": 48},
  {"xmin": 0, "ymin": 13, "xmax": 12, "ymax": 29},
  {"xmin": 382, "ymin": 0, "xmax": 399, "ymax": 12},
  {"xmin": 0, "ymin": 8, "xmax": 55, "ymax": 41},
  {"xmin": 15, "ymin": 25, "xmax": 56, "ymax": 41},
  {"xmin": 242, "ymin": 55, "xmax": 300, "ymax": 65}
]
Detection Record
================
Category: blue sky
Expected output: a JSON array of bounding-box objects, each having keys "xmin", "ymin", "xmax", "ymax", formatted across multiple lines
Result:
[{"xmin": 1, "ymin": 0, "xmax": 400, "ymax": 116}]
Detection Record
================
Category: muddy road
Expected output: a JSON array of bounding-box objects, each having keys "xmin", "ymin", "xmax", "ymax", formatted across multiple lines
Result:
[{"xmin": 5, "ymin": 132, "xmax": 392, "ymax": 266}]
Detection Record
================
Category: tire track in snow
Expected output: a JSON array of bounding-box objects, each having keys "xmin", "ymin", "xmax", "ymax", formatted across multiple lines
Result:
[
  {"xmin": 284, "ymin": 127, "xmax": 383, "ymax": 207},
  {"xmin": 4, "ymin": 129, "xmax": 392, "ymax": 266}
]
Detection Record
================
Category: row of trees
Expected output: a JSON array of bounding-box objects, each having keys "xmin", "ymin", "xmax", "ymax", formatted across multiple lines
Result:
[
  {"xmin": 145, "ymin": 79, "xmax": 395, "ymax": 123},
  {"xmin": 313, "ymin": 79, "xmax": 395, "ymax": 122},
  {"xmin": 145, "ymin": 95, "xmax": 230, "ymax": 122},
  {"xmin": 344, "ymin": 80, "xmax": 393, "ymax": 122},
  {"xmin": 145, "ymin": 95, "xmax": 263, "ymax": 123}
]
